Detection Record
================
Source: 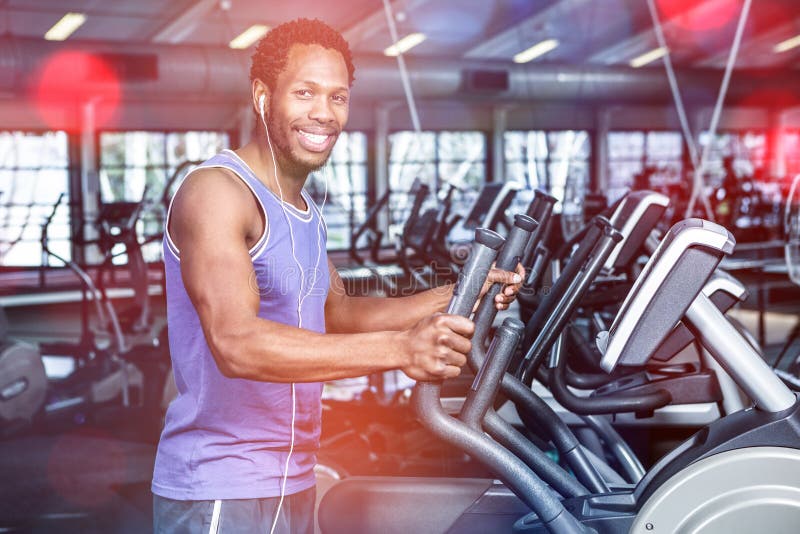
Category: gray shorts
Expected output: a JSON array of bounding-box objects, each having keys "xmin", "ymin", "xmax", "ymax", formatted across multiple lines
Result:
[{"xmin": 153, "ymin": 486, "xmax": 316, "ymax": 534}]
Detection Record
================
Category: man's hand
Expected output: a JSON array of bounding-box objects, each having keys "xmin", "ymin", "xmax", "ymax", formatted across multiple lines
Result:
[
  {"xmin": 478, "ymin": 262, "xmax": 525, "ymax": 311},
  {"xmin": 399, "ymin": 314, "xmax": 474, "ymax": 381}
]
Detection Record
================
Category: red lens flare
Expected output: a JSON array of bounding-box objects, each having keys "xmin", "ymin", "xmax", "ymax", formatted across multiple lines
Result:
[
  {"xmin": 32, "ymin": 50, "xmax": 121, "ymax": 131},
  {"xmin": 738, "ymin": 87, "xmax": 800, "ymax": 109},
  {"xmin": 655, "ymin": 0, "xmax": 740, "ymax": 32}
]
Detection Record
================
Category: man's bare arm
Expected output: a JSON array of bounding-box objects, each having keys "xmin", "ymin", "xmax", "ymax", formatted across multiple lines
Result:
[
  {"xmin": 325, "ymin": 259, "xmax": 451, "ymax": 333},
  {"xmin": 325, "ymin": 259, "xmax": 525, "ymax": 334},
  {"xmin": 171, "ymin": 169, "xmax": 472, "ymax": 383}
]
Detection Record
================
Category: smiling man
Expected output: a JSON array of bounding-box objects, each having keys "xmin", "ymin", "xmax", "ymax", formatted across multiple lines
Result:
[{"xmin": 151, "ymin": 18, "xmax": 523, "ymax": 534}]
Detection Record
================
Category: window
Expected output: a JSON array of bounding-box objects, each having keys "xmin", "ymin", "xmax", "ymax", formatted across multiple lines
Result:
[
  {"xmin": 0, "ymin": 131, "xmax": 70, "ymax": 267},
  {"xmin": 698, "ymin": 130, "xmax": 768, "ymax": 188},
  {"xmin": 388, "ymin": 131, "xmax": 486, "ymax": 237},
  {"xmin": 505, "ymin": 130, "xmax": 591, "ymax": 215},
  {"xmin": 99, "ymin": 131, "xmax": 230, "ymax": 261},
  {"xmin": 306, "ymin": 131, "xmax": 368, "ymax": 250},
  {"xmin": 783, "ymin": 130, "xmax": 800, "ymax": 185},
  {"xmin": 607, "ymin": 131, "xmax": 684, "ymax": 202}
]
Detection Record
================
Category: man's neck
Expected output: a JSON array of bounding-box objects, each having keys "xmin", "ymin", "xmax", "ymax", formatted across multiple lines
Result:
[{"xmin": 235, "ymin": 140, "xmax": 308, "ymax": 210}]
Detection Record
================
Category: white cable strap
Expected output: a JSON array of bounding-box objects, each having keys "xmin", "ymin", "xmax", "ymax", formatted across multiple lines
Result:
[
  {"xmin": 381, "ymin": 0, "xmax": 431, "ymax": 188},
  {"xmin": 646, "ymin": 0, "xmax": 699, "ymax": 169},
  {"xmin": 209, "ymin": 499, "xmax": 221, "ymax": 534},
  {"xmin": 381, "ymin": 0, "xmax": 421, "ymax": 134},
  {"xmin": 647, "ymin": 0, "xmax": 752, "ymax": 220},
  {"xmin": 690, "ymin": 0, "xmax": 753, "ymax": 218},
  {"xmin": 646, "ymin": 0, "xmax": 710, "ymax": 218}
]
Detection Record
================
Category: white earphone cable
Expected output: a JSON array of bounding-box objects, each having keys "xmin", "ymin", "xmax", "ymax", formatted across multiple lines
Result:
[
  {"xmin": 261, "ymin": 104, "xmax": 299, "ymax": 534},
  {"xmin": 260, "ymin": 99, "xmax": 326, "ymax": 534}
]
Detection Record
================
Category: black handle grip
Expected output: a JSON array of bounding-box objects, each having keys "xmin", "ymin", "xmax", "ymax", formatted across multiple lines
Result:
[
  {"xmin": 495, "ymin": 214, "xmax": 537, "ymax": 272},
  {"xmin": 448, "ymin": 229, "xmax": 504, "ymax": 317}
]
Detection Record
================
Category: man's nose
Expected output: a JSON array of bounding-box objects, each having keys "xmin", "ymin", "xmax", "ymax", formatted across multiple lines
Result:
[{"xmin": 309, "ymin": 96, "xmax": 335, "ymax": 123}]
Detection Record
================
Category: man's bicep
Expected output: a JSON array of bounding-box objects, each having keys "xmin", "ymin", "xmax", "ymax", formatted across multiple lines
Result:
[
  {"xmin": 173, "ymin": 177, "xmax": 260, "ymax": 335},
  {"xmin": 181, "ymin": 235, "xmax": 260, "ymax": 329}
]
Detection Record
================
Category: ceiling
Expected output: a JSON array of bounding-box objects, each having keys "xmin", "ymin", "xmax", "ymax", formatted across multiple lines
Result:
[{"xmin": 0, "ymin": 0, "xmax": 798, "ymax": 69}]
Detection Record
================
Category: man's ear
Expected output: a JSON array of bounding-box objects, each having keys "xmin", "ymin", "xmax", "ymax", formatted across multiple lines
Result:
[{"xmin": 252, "ymin": 80, "xmax": 269, "ymax": 118}]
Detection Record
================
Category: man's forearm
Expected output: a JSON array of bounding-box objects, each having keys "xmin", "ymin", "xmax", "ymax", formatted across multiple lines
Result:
[
  {"xmin": 210, "ymin": 309, "xmax": 474, "ymax": 384},
  {"xmin": 211, "ymin": 317, "xmax": 409, "ymax": 382},
  {"xmin": 328, "ymin": 284, "xmax": 455, "ymax": 333}
]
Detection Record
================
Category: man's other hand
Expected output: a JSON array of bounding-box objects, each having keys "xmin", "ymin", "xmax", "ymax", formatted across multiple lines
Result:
[{"xmin": 399, "ymin": 314, "xmax": 474, "ymax": 381}]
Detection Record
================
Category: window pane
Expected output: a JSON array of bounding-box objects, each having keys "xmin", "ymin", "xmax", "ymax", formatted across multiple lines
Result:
[
  {"xmin": 699, "ymin": 130, "xmax": 767, "ymax": 187},
  {"xmin": 331, "ymin": 131, "xmax": 367, "ymax": 163},
  {"xmin": 389, "ymin": 132, "xmax": 435, "ymax": 162},
  {"xmin": 438, "ymin": 132, "xmax": 485, "ymax": 162},
  {"xmin": 608, "ymin": 160, "xmax": 643, "ymax": 201},
  {"xmin": 609, "ymin": 132, "xmax": 645, "ymax": 160},
  {"xmin": 608, "ymin": 130, "xmax": 683, "ymax": 202},
  {"xmin": 306, "ymin": 132, "xmax": 368, "ymax": 250},
  {"xmin": 166, "ymin": 131, "xmax": 228, "ymax": 167},
  {"xmin": 783, "ymin": 131, "xmax": 800, "ymax": 177},
  {"xmin": 99, "ymin": 131, "xmax": 230, "ymax": 262},
  {"xmin": 548, "ymin": 131, "xmax": 590, "ymax": 159},
  {"xmin": 504, "ymin": 130, "xmax": 591, "ymax": 212},
  {"xmin": 504, "ymin": 132, "xmax": 527, "ymax": 162},
  {"xmin": 439, "ymin": 161, "xmax": 485, "ymax": 190},
  {"xmin": 646, "ymin": 132, "xmax": 683, "ymax": 161},
  {"xmin": 389, "ymin": 162, "xmax": 436, "ymax": 193},
  {"xmin": 0, "ymin": 132, "xmax": 70, "ymax": 266},
  {"xmin": 505, "ymin": 162, "xmax": 530, "ymax": 187}
]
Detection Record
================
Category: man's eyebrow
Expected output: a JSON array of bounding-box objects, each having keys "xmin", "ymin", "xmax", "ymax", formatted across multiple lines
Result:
[{"xmin": 297, "ymin": 80, "xmax": 350, "ymax": 92}]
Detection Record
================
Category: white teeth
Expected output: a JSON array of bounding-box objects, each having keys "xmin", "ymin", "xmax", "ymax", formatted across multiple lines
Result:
[{"xmin": 299, "ymin": 130, "xmax": 328, "ymax": 144}]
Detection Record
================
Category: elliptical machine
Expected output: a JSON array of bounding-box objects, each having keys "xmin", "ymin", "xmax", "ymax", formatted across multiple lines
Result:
[
  {"xmin": 0, "ymin": 305, "xmax": 46, "ymax": 434},
  {"xmin": 320, "ymin": 219, "xmax": 800, "ymax": 534},
  {"xmin": 0, "ymin": 194, "xmax": 144, "ymax": 435}
]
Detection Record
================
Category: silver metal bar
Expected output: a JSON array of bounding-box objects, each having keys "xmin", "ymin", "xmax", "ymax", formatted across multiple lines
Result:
[
  {"xmin": 581, "ymin": 414, "xmax": 645, "ymax": 483},
  {"xmin": 685, "ymin": 293, "xmax": 796, "ymax": 413}
]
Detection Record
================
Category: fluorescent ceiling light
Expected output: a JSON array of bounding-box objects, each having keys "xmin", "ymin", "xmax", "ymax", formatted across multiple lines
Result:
[
  {"xmin": 513, "ymin": 39, "xmax": 559, "ymax": 64},
  {"xmin": 774, "ymin": 35, "xmax": 800, "ymax": 54},
  {"xmin": 630, "ymin": 46, "xmax": 669, "ymax": 68},
  {"xmin": 44, "ymin": 13, "xmax": 86, "ymax": 41},
  {"xmin": 384, "ymin": 33, "xmax": 426, "ymax": 56},
  {"xmin": 229, "ymin": 24, "xmax": 269, "ymax": 49}
]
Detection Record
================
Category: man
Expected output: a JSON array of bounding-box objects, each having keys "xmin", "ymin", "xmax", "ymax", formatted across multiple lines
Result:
[{"xmin": 152, "ymin": 18, "xmax": 524, "ymax": 534}]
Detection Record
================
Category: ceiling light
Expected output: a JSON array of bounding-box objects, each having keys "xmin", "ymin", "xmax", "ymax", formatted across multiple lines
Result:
[
  {"xmin": 229, "ymin": 24, "xmax": 269, "ymax": 49},
  {"xmin": 774, "ymin": 35, "xmax": 800, "ymax": 54},
  {"xmin": 513, "ymin": 39, "xmax": 559, "ymax": 64},
  {"xmin": 384, "ymin": 33, "xmax": 426, "ymax": 57},
  {"xmin": 44, "ymin": 13, "xmax": 86, "ymax": 41},
  {"xmin": 629, "ymin": 46, "xmax": 669, "ymax": 68}
]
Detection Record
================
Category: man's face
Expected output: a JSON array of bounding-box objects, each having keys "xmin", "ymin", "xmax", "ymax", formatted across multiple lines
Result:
[{"xmin": 264, "ymin": 44, "xmax": 350, "ymax": 177}]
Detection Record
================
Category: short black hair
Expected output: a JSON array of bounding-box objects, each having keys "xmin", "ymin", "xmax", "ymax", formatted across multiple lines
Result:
[{"xmin": 250, "ymin": 18, "xmax": 356, "ymax": 91}]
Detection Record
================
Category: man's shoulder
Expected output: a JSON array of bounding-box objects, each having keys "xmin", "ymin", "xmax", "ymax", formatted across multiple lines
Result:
[
  {"xmin": 175, "ymin": 166, "xmax": 254, "ymax": 209},
  {"xmin": 170, "ymin": 166, "xmax": 257, "ymax": 236}
]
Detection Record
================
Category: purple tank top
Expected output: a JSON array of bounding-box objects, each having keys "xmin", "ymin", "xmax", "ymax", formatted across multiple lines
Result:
[{"xmin": 152, "ymin": 149, "xmax": 329, "ymax": 500}]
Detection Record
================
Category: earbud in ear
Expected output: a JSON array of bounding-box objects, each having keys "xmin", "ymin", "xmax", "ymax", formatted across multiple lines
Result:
[{"xmin": 258, "ymin": 94, "xmax": 266, "ymax": 118}]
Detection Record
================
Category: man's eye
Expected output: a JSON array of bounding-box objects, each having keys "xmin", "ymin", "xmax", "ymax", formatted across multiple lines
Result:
[
  {"xmin": 333, "ymin": 95, "xmax": 348, "ymax": 104},
  {"xmin": 296, "ymin": 89, "xmax": 312, "ymax": 97}
]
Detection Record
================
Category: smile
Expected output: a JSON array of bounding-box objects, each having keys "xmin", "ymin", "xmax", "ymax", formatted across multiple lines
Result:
[{"xmin": 297, "ymin": 129, "xmax": 335, "ymax": 152}]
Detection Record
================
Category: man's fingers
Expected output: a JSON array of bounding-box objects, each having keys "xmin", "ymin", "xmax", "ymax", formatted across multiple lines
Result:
[
  {"xmin": 442, "ymin": 349, "xmax": 467, "ymax": 368},
  {"xmin": 442, "ymin": 365, "xmax": 463, "ymax": 380},
  {"xmin": 440, "ymin": 332, "xmax": 472, "ymax": 355},
  {"xmin": 436, "ymin": 314, "xmax": 475, "ymax": 337},
  {"xmin": 488, "ymin": 268, "xmax": 523, "ymax": 285}
]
